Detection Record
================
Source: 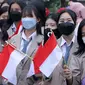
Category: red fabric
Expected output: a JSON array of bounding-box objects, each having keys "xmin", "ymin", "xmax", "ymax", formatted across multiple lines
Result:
[
  {"xmin": 45, "ymin": 8, "xmax": 50, "ymax": 17},
  {"xmin": 9, "ymin": 21, "xmax": 22, "ymax": 39},
  {"xmin": 33, "ymin": 33, "xmax": 57, "ymax": 74},
  {"xmin": 0, "ymin": 45, "xmax": 14, "ymax": 75},
  {"xmin": 57, "ymin": 7, "xmax": 66, "ymax": 13}
]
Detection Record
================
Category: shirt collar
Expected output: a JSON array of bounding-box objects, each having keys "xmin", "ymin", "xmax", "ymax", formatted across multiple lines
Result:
[
  {"xmin": 60, "ymin": 35, "xmax": 76, "ymax": 47},
  {"xmin": 10, "ymin": 23, "xmax": 16, "ymax": 32},
  {"xmin": 22, "ymin": 31, "xmax": 36, "ymax": 41}
]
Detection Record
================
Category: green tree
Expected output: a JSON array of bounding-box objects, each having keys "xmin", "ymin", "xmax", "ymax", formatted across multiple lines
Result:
[{"xmin": 44, "ymin": 0, "xmax": 61, "ymax": 12}]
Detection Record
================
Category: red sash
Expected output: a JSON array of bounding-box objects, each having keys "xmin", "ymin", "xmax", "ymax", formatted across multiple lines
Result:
[{"xmin": 9, "ymin": 21, "xmax": 22, "ymax": 39}]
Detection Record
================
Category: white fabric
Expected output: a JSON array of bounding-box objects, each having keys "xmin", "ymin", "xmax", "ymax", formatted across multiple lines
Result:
[
  {"xmin": 20, "ymin": 31, "xmax": 36, "ymax": 53},
  {"xmin": 40, "ymin": 45, "xmax": 62, "ymax": 77},
  {"xmin": 60, "ymin": 35, "xmax": 75, "ymax": 56},
  {"xmin": 82, "ymin": 37, "xmax": 85, "ymax": 43},
  {"xmin": 2, "ymin": 50, "xmax": 25, "ymax": 85},
  {"xmin": 75, "ymin": 23, "xmax": 80, "ymax": 36},
  {"xmin": 18, "ymin": 25, "xmax": 23, "ymax": 34}
]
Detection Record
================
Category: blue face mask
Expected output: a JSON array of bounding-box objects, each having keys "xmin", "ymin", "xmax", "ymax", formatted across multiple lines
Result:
[{"xmin": 22, "ymin": 17, "xmax": 36, "ymax": 30}]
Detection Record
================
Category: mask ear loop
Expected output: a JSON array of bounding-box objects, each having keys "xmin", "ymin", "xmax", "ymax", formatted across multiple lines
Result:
[
  {"xmin": 47, "ymin": 29, "xmax": 53, "ymax": 37},
  {"xmin": 42, "ymin": 29, "xmax": 53, "ymax": 46}
]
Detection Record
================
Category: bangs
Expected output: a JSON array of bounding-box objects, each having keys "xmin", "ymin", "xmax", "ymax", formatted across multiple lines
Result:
[
  {"xmin": 22, "ymin": 9, "xmax": 33, "ymax": 17},
  {"xmin": 22, "ymin": 5, "xmax": 36, "ymax": 17}
]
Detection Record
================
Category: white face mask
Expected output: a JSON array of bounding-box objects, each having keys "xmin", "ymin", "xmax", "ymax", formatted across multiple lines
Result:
[
  {"xmin": 22, "ymin": 17, "xmax": 36, "ymax": 30},
  {"xmin": 82, "ymin": 37, "xmax": 85, "ymax": 43}
]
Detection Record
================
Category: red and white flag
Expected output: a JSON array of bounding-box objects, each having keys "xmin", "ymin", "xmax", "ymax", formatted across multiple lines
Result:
[
  {"xmin": 0, "ymin": 44, "xmax": 25, "ymax": 85},
  {"xmin": 27, "ymin": 33, "xmax": 62, "ymax": 77}
]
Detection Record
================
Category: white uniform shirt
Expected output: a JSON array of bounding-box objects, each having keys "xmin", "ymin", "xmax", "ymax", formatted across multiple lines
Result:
[
  {"xmin": 20, "ymin": 31, "xmax": 36, "ymax": 53},
  {"xmin": 60, "ymin": 35, "xmax": 76, "ymax": 57}
]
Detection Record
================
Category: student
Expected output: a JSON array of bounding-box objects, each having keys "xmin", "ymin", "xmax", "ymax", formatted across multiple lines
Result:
[
  {"xmin": 57, "ymin": 9, "xmax": 77, "ymax": 64},
  {"xmin": 6, "ymin": 1, "xmax": 26, "ymax": 38},
  {"xmin": 47, "ymin": 9, "xmax": 77, "ymax": 85},
  {"xmin": 45, "ymin": 13, "xmax": 61, "ymax": 39},
  {"xmin": 7, "ymin": 4, "xmax": 45, "ymax": 85},
  {"xmin": 69, "ymin": 19, "xmax": 85, "ymax": 85}
]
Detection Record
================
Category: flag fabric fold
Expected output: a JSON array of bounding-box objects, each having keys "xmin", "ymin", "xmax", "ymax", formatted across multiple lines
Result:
[
  {"xmin": 31, "ymin": 33, "xmax": 62, "ymax": 77},
  {"xmin": 0, "ymin": 44, "xmax": 25, "ymax": 85}
]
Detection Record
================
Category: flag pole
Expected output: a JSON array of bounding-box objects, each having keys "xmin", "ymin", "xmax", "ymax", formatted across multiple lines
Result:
[{"xmin": 5, "ymin": 41, "xmax": 33, "ymax": 60}]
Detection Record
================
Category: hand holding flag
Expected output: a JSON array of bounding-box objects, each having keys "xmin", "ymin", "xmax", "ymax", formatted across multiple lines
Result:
[
  {"xmin": 0, "ymin": 42, "xmax": 29, "ymax": 85},
  {"xmin": 32, "ymin": 28, "xmax": 63, "ymax": 77}
]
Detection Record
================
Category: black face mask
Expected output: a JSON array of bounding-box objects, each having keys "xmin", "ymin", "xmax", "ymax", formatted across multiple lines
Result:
[
  {"xmin": 52, "ymin": 29, "xmax": 61, "ymax": 39},
  {"xmin": 57, "ymin": 22, "xmax": 75, "ymax": 36},
  {"xmin": 10, "ymin": 11, "xmax": 22, "ymax": 22}
]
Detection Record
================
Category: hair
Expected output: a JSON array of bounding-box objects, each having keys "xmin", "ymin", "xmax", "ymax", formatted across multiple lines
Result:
[
  {"xmin": 5, "ymin": 0, "xmax": 26, "ymax": 30},
  {"xmin": 46, "ymin": 13, "xmax": 61, "ymax": 39},
  {"xmin": 31, "ymin": 0, "xmax": 46, "ymax": 26},
  {"xmin": 46, "ymin": 13, "xmax": 58, "ymax": 23},
  {"xmin": 74, "ymin": 19, "xmax": 85, "ymax": 56},
  {"xmin": 22, "ymin": 4, "xmax": 44, "ymax": 35},
  {"xmin": 0, "ymin": 20, "xmax": 9, "ymax": 41},
  {"xmin": 0, "ymin": 1, "xmax": 9, "ymax": 8},
  {"xmin": 1, "ymin": 29, "xmax": 8, "ymax": 41},
  {"xmin": 0, "ymin": 6, "xmax": 9, "ymax": 16},
  {"xmin": 57, "ymin": 9, "xmax": 77, "ymax": 25},
  {"xmin": 22, "ymin": 4, "xmax": 39, "ymax": 19}
]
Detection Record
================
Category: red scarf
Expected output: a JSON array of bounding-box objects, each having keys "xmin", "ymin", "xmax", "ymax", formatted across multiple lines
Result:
[{"xmin": 9, "ymin": 21, "xmax": 22, "ymax": 39}]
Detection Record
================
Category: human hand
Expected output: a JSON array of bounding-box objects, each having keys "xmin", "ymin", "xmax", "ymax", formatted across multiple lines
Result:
[{"xmin": 63, "ymin": 65, "xmax": 72, "ymax": 80}]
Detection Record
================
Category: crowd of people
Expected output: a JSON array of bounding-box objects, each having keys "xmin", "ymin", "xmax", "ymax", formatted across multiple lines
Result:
[{"xmin": 0, "ymin": 0, "xmax": 85, "ymax": 85}]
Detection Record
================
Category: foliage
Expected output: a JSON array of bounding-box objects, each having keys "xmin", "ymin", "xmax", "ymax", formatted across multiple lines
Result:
[{"xmin": 44, "ymin": 0, "xmax": 61, "ymax": 12}]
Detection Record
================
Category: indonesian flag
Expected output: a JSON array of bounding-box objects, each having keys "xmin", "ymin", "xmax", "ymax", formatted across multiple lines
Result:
[
  {"xmin": 27, "ymin": 33, "xmax": 62, "ymax": 77},
  {"xmin": 0, "ymin": 44, "xmax": 25, "ymax": 85}
]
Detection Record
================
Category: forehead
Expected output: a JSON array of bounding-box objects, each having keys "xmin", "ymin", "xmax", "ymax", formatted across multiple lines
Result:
[
  {"xmin": 46, "ymin": 18, "xmax": 56, "ymax": 24},
  {"xmin": 59, "ymin": 12, "xmax": 72, "ymax": 19},
  {"xmin": 11, "ymin": 3, "xmax": 21, "ymax": 9},
  {"xmin": 1, "ymin": 3, "xmax": 9, "ymax": 8}
]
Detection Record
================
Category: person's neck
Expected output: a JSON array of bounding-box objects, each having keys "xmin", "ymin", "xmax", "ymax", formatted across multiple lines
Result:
[
  {"xmin": 24, "ymin": 28, "xmax": 36, "ymax": 38},
  {"xmin": 63, "ymin": 33, "xmax": 74, "ymax": 44}
]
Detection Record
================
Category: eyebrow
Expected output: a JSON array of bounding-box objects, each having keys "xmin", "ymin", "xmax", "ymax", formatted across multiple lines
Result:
[
  {"xmin": 82, "ymin": 32, "xmax": 85, "ymax": 33},
  {"xmin": 60, "ymin": 18, "xmax": 72, "ymax": 20}
]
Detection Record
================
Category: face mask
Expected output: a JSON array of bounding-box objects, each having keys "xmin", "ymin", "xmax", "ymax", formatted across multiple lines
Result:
[
  {"xmin": 22, "ymin": 17, "xmax": 36, "ymax": 30},
  {"xmin": 57, "ymin": 22, "xmax": 75, "ymax": 36},
  {"xmin": 52, "ymin": 29, "xmax": 61, "ymax": 39},
  {"xmin": 10, "ymin": 11, "xmax": 22, "ymax": 22},
  {"xmin": 82, "ymin": 37, "xmax": 85, "ymax": 43}
]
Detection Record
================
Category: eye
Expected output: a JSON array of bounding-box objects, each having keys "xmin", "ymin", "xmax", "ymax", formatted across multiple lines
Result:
[
  {"xmin": 82, "ymin": 32, "xmax": 85, "ymax": 37},
  {"xmin": 45, "ymin": 24, "xmax": 48, "ymax": 26},
  {"xmin": 67, "ymin": 20, "xmax": 72, "ymax": 22},
  {"xmin": 59, "ymin": 20, "xmax": 64, "ymax": 23},
  {"xmin": 50, "ymin": 23, "xmax": 56, "ymax": 26},
  {"xmin": 22, "ymin": 13, "xmax": 33, "ymax": 18},
  {"xmin": 11, "ymin": 8, "xmax": 21, "ymax": 12}
]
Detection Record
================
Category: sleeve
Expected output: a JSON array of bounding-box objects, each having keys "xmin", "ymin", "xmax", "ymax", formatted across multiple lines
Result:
[{"xmin": 68, "ymin": 55, "xmax": 82, "ymax": 85}]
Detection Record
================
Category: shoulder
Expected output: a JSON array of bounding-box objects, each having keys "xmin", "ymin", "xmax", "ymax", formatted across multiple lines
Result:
[
  {"xmin": 9, "ymin": 33, "xmax": 21, "ymax": 40},
  {"xmin": 57, "ymin": 36, "xmax": 62, "ymax": 45},
  {"xmin": 35, "ymin": 34, "xmax": 44, "ymax": 44},
  {"xmin": 7, "ymin": 33, "xmax": 21, "ymax": 46}
]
